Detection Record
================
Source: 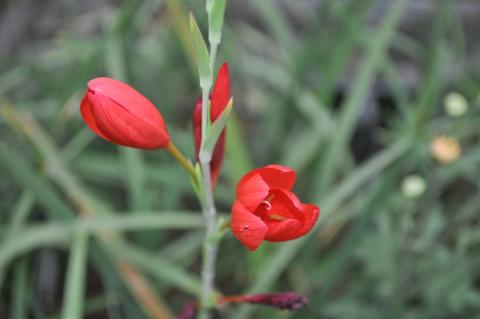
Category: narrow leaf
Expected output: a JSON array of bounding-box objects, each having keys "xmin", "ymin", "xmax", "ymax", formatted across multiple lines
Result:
[
  {"xmin": 61, "ymin": 231, "xmax": 89, "ymax": 319},
  {"xmin": 199, "ymin": 98, "xmax": 233, "ymax": 162},
  {"xmin": 11, "ymin": 258, "xmax": 28, "ymax": 319},
  {"xmin": 190, "ymin": 13, "xmax": 212, "ymax": 89}
]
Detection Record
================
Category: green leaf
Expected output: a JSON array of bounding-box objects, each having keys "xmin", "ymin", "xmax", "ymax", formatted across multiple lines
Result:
[
  {"xmin": 11, "ymin": 258, "xmax": 28, "ymax": 319},
  {"xmin": 199, "ymin": 98, "xmax": 233, "ymax": 162},
  {"xmin": 61, "ymin": 231, "xmax": 89, "ymax": 319},
  {"xmin": 190, "ymin": 13, "xmax": 212, "ymax": 89},
  {"xmin": 208, "ymin": 0, "xmax": 227, "ymax": 46}
]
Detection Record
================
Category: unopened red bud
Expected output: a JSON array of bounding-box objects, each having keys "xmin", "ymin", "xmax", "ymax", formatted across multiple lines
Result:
[{"xmin": 80, "ymin": 77, "xmax": 170, "ymax": 149}]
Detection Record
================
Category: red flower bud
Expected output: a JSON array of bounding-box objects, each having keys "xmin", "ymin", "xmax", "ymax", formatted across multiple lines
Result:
[
  {"xmin": 193, "ymin": 62, "xmax": 231, "ymax": 186},
  {"xmin": 230, "ymin": 165, "xmax": 320, "ymax": 251},
  {"xmin": 80, "ymin": 77, "xmax": 170, "ymax": 149},
  {"xmin": 220, "ymin": 292, "xmax": 309, "ymax": 311}
]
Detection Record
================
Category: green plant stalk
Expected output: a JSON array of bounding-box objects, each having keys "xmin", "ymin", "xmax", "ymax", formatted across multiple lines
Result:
[
  {"xmin": 210, "ymin": 43, "xmax": 219, "ymax": 72},
  {"xmin": 198, "ymin": 0, "xmax": 228, "ymax": 316},
  {"xmin": 199, "ymin": 89, "xmax": 218, "ymax": 319}
]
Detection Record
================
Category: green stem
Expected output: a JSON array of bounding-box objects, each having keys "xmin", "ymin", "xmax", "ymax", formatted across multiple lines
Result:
[
  {"xmin": 198, "ymin": 87, "xmax": 218, "ymax": 319},
  {"xmin": 210, "ymin": 42, "xmax": 219, "ymax": 70},
  {"xmin": 166, "ymin": 142, "xmax": 198, "ymax": 184},
  {"xmin": 198, "ymin": 1, "xmax": 227, "ymax": 316}
]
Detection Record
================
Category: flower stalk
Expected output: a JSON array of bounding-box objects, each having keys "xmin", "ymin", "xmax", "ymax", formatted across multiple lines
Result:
[
  {"xmin": 166, "ymin": 142, "xmax": 198, "ymax": 183},
  {"xmin": 198, "ymin": 85, "xmax": 219, "ymax": 319},
  {"xmin": 197, "ymin": 0, "xmax": 228, "ymax": 316}
]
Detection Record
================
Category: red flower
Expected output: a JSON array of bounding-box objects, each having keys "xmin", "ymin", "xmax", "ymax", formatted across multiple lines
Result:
[
  {"xmin": 230, "ymin": 165, "xmax": 319, "ymax": 251},
  {"xmin": 81, "ymin": 77, "xmax": 170, "ymax": 149},
  {"xmin": 193, "ymin": 62, "xmax": 230, "ymax": 186}
]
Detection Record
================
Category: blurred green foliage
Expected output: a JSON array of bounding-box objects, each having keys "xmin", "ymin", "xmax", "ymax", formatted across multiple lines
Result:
[{"xmin": 1, "ymin": 0, "xmax": 480, "ymax": 318}]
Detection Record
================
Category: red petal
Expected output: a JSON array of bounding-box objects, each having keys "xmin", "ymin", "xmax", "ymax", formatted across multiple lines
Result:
[
  {"xmin": 259, "ymin": 165, "xmax": 296, "ymax": 191},
  {"xmin": 80, "ymin": 93, "xmax": 112, "ymax": 142},
  {"xmin": 89, "ymin": 92, "xmax": 169, "ymax": 149},
  {"xmin": 295, "ymin": 203, "xmax": 320, "ymax": 237},
  {"xmin": 231, "ymin": 201, "xmax": 268, "ymax": 251},
  {"xmin": 265, "ymin": 203, "xmax": 319, "ymax": 242},
  {"xmin": 87, "ymin": 77, "xmax": 169, "ymax": 144},
  {"xmin": 264, "ymin": 219, "xmax": 301, "ymax": 242},
  {"xmin": 211, "ymin": 62, "xmax": 230, "ymax": 121},
  {"xmin": 238, "ymin": 165, "xmax": 296, "ymax": 195},
  {"xmin": 237, "ymin": 173, "xmax": 270, "ymax": 211}
]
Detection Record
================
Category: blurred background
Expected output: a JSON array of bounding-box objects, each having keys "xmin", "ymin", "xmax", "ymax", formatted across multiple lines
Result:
[{"xmin": 1, "ymin": 0, "xmax": 480, "ymax": 318}]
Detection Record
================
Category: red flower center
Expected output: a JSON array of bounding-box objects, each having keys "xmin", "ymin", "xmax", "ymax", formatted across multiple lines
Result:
[{"xmin": 255, "ymin": 193, "xmax": 289, "ymax": 222}]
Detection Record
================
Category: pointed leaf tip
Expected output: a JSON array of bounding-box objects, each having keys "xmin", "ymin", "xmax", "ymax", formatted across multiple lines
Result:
[{"xmin": 189, "ymin": 13, "xmax": 212, "ymax": 89}]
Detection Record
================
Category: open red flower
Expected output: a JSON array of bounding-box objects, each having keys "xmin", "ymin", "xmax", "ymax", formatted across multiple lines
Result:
[
  {"xmin": 230, "ymin": 165, "xmax": 319, "ymax": 251},
  {"xmin": 81, "ymin": 77, "xmax": 170, "ymax": 149},
  {"xmin": 193, "ymin": 62, "xmax": 230, "ymax": 186}
]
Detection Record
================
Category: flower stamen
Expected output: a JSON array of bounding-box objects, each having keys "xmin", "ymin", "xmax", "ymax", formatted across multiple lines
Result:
[
  {"xmin": 261, "ymin": 200, "xmax": 272, "ymax": 210},
  {"xmin": 270, "ymin": 214, "xmax": 287, "ymax": 221}
]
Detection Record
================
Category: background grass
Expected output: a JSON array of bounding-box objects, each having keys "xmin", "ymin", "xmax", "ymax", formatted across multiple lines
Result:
[{"xmin": 1, "ymin": 0, "xmax": 480, "ymax": 318}]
